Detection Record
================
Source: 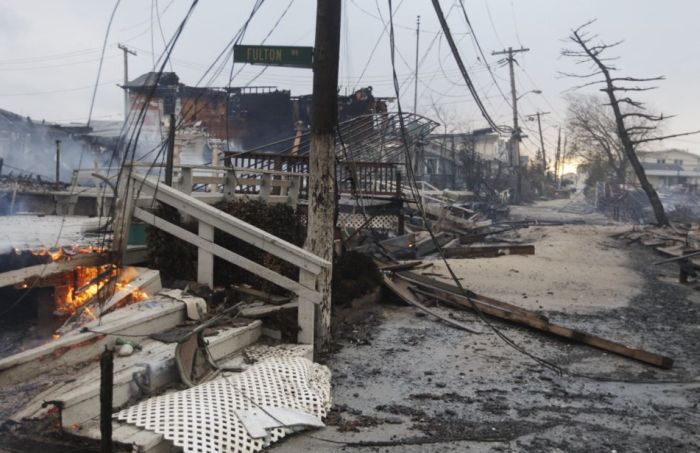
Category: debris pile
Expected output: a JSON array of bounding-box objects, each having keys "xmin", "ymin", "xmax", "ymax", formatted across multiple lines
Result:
[{"xmin": 617, "ymin": 222, "xmax": 700, "ymax": 285}]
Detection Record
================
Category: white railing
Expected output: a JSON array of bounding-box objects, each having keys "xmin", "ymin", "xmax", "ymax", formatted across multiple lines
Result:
[
  {"xmin": 72, "ymin": 163, "xmax": 306, "ymax": 207},
  {"xmin": 112, "ymin": 167, "xmax": 330, "ymax": 347}
]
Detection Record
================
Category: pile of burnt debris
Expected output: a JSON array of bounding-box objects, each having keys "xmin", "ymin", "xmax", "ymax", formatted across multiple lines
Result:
[
  {"xmin": 338, "ymin": 191, "xmax": 674, "ymax": 371},
  {"xmin": 618, "ymin": 222, "xmax": 700, "ymax": 287}
]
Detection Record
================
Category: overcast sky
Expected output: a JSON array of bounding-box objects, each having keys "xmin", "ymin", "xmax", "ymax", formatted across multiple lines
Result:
[{"xmin": 1, "ymin": 0, "xmax": 698, "ymax": 158}]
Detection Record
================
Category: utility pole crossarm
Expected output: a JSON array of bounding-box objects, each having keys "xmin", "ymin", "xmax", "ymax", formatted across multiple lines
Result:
[{"xmin": 491, "ymin": 47, "xmax": 530, "ymax": 57}]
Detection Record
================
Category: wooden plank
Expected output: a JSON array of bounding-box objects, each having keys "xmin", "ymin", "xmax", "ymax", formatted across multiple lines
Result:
[
  {"xmin": 418, "ymin": 284, "xmax": 673, "ymax": 369},
  {"xmin": 259, "ymin": 173, "xmax": 272, "ymax": 201},
  {"xmin": 133, "ymin": 173, "xmax": 330, "ymax": 274},
  {"xmin": 0, "ymin": 253, "xmax": 107, "ymax": 288},
  {"xmin": 395, "ymin": 270, "xmax": 548, "ymax": 322},
  {"xmin": 382, "ymin": 275, "xmax": 480, "ymax": 333},
  {"xmin": 378, "ymin": 260, "xmax": 424, "ymax": 272},
  {"xmin": 134, "ymin": 207, "xmax": 322, "ymax": 304},
  {"xmin": 239, "ymin": 301, "xmax": 298, "ymax": 317},
  {"xmin": 443, "ymin": 244, "xmax": 535, "ymax": 259},
  {"xmin": 230, "ymin": 284, "xmax": 292, "ymax": 305}
]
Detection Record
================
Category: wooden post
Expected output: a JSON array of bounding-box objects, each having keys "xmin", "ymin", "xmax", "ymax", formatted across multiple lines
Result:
[
  {"xmin": 305, "ymin": 0, "xmax": 341, "ymax": 353},
  {"xmin": 197, "ymin": 221, "xmax": 215, "ymax": 288},
  {"xmin": 165, "ymin": 114, "xmax": 175, "ymax": 186},
  {"xmin": 396, "ymin": 171, "xmax": 404, "ymax": 235},
  {"xmin": 210, "ymin": 142, "xmax": 221, "ymax": 193},
  {"xmin": 179, "ymin": 167, "xmax": 193, "ymax": 194},
  {"xmin": 112, "ymin": 167, "xmax": 136, "ymax": 263},
  {"xmin": 679, "ymin": 250, "xmax": 693, "ymax": 284},
  {"xmin": 100, "ymin": 347, "xmax": 114, "ymax": 453},
  {"xmin": 259, "ymin": 173, "xmax": 272, "ymax": 202},
  {"xmin": 55, "ymin": 140, "xmax": 61, "ymax": 185},
  {"xmin": 288, "ymin": 175, "xmax": 301, "ymax": 209},
  {"xmin": 224, "ymin": 169, "xmax": 238, "ymax": 200}
]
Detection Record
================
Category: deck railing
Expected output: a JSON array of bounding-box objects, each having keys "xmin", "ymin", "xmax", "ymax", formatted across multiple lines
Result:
[{"xmin": 112, "ymin": 167, "xmax": 331, "ymax": 347}]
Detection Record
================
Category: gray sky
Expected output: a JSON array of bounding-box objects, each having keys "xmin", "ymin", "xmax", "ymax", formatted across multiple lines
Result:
[{"xmin": 1, "ymin": 0, "xmax": 698, "ymax": 158}]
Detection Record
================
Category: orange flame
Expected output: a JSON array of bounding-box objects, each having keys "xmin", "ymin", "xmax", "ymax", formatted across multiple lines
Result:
[{"xmin": 53, "ymin": 265, "xmax": 149, "ymax": 319}]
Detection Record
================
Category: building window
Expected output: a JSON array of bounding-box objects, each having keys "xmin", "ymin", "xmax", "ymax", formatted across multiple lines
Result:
[
  {"xmin": 674, "ymin": 159, "xmax": 684, "ymax": 165},
  {"xmin": 657, "ymin": 159, "xmax": 666, "ymax": 164}
]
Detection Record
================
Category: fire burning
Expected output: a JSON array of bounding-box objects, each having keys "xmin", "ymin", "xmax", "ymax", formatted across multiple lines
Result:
[
  {"xmin": 28, "ymin": 244, "xmax": 106, "ymax": 262},
  {"xmin": 53, "ymin": 265, "xmax": 150, "ymax": 319}
]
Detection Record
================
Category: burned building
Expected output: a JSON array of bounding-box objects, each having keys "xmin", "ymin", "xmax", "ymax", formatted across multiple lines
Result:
[
  {"xmin": 123, "ymin": 72, "xmax": 390, "ymax": 155},
  {"xmin": 0, "ymin": 108, "xmax": 113, "ymax": 183}
]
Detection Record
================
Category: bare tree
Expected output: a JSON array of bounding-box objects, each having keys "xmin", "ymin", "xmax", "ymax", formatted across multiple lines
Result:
[
  {"xmin": 565, "ymin": 93, "xmax": 660, "ymax": 185},
  {"xmin": 562, "ymin": 20, "xmax": 700, "ymax": 226}
]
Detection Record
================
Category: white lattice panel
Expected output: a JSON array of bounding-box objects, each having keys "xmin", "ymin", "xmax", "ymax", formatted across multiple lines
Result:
[{"xmin": 115, "ymin": 357, "xmax": 331, "ymax": 453}]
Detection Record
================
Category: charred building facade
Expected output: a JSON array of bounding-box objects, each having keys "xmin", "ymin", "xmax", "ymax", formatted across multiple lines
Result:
[{"xmin": 123, "ymin": 72, "xmax": 390, "ymax": 154}]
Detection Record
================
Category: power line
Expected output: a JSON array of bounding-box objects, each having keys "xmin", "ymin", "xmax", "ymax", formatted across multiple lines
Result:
[
  {"xmin": 387, "ymin": 0, "xmax": 563, "ymax": 375},
  {"xmin": 0, "ymin": 80, "xmax": 120, "ymax": 97},
  {"xmin": 0, "ymin": 54, "xmax": 120, "ymax": 71},
  {"xmin": 431, "ymin": 0, "xmax": 504, "ymax": 132},
  {"xmin": 457, "ymin": 0, "xmax": 511, "ymax": 109}
]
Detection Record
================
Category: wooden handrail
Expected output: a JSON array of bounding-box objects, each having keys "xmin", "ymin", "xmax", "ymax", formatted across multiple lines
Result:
[{"xmin": 131, "ymin": 173, "xmax": 331, "ymax": 274}]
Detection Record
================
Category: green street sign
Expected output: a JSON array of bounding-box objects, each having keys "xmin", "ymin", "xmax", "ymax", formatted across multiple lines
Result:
[{"xmin": 234, "ymin": 45, "xmax": 313, "ymax": 69}]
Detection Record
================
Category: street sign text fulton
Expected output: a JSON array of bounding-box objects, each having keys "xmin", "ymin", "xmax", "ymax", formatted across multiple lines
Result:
[{"xmin": 234, "ymin": 45, "xmax": 313, "ymax": 69}]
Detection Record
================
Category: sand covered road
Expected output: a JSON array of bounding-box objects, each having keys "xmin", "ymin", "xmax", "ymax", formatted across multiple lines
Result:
[{"xmin": 429, "ymin": 223, "xmax": 643, "ymax": 313}]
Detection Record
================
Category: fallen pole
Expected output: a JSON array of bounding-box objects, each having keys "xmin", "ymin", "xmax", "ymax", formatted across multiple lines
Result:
[
  {"xmin": 383, "ymin": 275, "xmax": 481, "ymax": 334},
  {"xmin": 416, "ymin": 284, "xmax": 673, "ymax": 369},
  {"xmin": 395, "ymin": 271, "xmax": 548, "ymax": 323}
]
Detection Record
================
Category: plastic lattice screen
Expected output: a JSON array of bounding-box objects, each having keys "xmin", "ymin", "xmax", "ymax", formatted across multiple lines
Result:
[{"xmin": 115, "ymin": 357, "xmax": 331, "ymax": 453}]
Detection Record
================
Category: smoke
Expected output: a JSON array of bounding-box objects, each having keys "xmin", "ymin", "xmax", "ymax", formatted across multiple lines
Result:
[{"xmin": 0, "ymin": 117, "xmax": 105, "ymax": 182}]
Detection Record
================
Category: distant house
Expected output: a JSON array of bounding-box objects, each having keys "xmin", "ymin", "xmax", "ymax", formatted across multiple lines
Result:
[
  {"xmin": 637, "ymin": 149, "xmax": 700, "ymax": 192},
  {"xmin": 419, "ymin": 128, "xmax": 509, "ymax": 190}
]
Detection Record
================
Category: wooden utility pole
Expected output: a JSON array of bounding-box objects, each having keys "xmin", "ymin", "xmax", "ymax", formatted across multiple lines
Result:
[
  {"xmin": 413, "ymin": 16, "xmax": 420, "ymax": 114},
  {"xmin": 118, "ymin": 43, "xmax": 137, "ymax": 120},
  {"xmin": 529, "ymin": 111, "xmax": 550, "ymax": 194},
  {"xmin": 554, "ymin": 126, "xmax": 561, "ymax": 186},
  {"xmin": 55, "ymin": 140, "xmax": 61, "ymax": 184},
  {"xmin": 305, "ymin": 0, "xmax": 341, "ymax": 352},
  {"xmin": 531, "ymin": 111, "xmax": 550, "ymax": 173},
  {"xmin": 165, "ymin": 114, "xmax": 176, "ymax": 186},
  {"xmin": 492, "ymin": 47, "xmax": 529, "ymax": 203}
]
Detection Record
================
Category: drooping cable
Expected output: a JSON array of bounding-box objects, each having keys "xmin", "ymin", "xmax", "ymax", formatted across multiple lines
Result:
[
  {"xmin": 389, "ymin": 0, "xmax": 564, "ymax": 374},
  {"xmin": 430, "ymin": 0, "xmax": 505, "ymax": 133}
]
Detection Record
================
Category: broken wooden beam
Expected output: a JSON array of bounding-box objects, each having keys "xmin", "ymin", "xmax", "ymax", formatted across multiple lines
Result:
[
  {"xmin": 0, "ymin": 252, "xmax": 107, "ymax": 288},
  {"xmin": 414, "ymin": 283, "xmax": 673, "ymax": 369},
  {"xmin": 395, "ymin": 271, "xmax": 548, "ymax": 323},
  {"xmin": 443, "ymin": 244, "xmax": 535, "ymax": 259},
  {"xmin": 378, "ymin": 260, "xmax": 424, "ymax": 272},
  {"xmin": 382, "ymin": 275, "xmax": 480, "ymax": 334},
  {"xmin": 230, "ymin": 284, "xmax": 293, "ymax": 305},
  {"xmin": 239, "ymin": 301, "xmax": 298, "ymax": 318}
]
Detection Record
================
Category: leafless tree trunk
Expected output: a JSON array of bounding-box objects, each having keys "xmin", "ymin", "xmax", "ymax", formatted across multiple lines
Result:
[{"xmin": 563, "ymin": 21, "xmax": 700, "ymax": 226}]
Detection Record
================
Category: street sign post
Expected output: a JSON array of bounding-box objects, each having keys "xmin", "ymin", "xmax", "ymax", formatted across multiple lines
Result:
[{"xmin": 233, "ymin": 45, "xmax": 313, "ymax": 69}]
